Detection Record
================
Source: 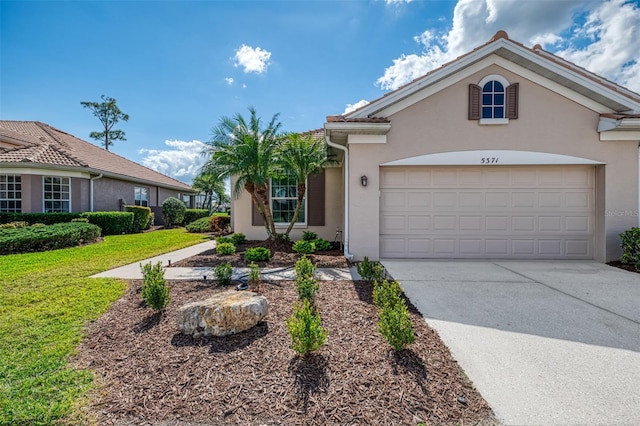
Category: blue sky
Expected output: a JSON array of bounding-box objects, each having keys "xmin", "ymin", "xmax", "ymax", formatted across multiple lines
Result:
[{"xmin": 2, "ymin": 0, "xmax": 639, "ymax": 184}]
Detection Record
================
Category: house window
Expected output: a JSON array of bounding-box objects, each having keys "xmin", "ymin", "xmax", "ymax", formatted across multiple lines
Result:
[
  {"xmin": 0, "ymin": 175, "xmax": 22, "ymax": 212},
  {"xmin": 43, "ymin": 176, "xmax": 70, "ymax": 212},
  {"xmin": 482, "ymin": 80, "xmax": 505, "ymax": 119},
  {"xmin": 469, "ymin": 75, "xmax": 518, "ymax": 123},
  {"xmin": 271, "ymin": 172, "xmax": 306, "ymax": 225},
  {"xmin": 135, "ymin": 187, "xmax": 148, "ymax": 207}
]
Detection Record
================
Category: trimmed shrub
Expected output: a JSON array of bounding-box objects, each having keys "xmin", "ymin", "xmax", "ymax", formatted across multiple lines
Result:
[
  {"xmin": 357, "ymin": 256, "xmax": 385, "ymax": 282},
  {"xmin": 248, "ymin": 262, "xmax": 261, "ymax": 292},
  {"xmin": 82, "ymin": 211, "xmax": 134, "ymax": 235},
  {"xmin": 620, "ymin": 227, "xmax": 640, "ymax": 268},
  {"xmin": 0, "ymin": 222, "xmax": 101, "ymax": 254},
  {"xmin": 214, "ymin": 262, "xmax": 233, "ymax": 286},
  {"xmin": 125, "ymin": 205, "xmax": 153, "ymax": 232},
  {"xmin": 216, "ymin": 242, "xmax": 236, "ymax": 255},
  {"xmin": 186, "ymin": 216, "xmax": 212, "ymax": 233},
  {"xmin": 230, "ymin": 233, "xmax": 246, "ymax": 245},
  {"xmin": 0, "ymin": 221, "xmax": 28, "ymax": 229},
  {"xmin": 216, "ymin": 235, "xmax": 232, "ymax": 244},
  {"xmin": 302, "ymin": 231, "xmax": 318, "ymax": 241},
  {"xmin": 140, "ymin": 261, "xmax": 170, "ymax": 312},
  {"xmin": 377, "ymin": 302, "xmax": 415, "ymax": 351},
  {"xmin": 296, "ymin": 275, "xmax": 319, "ymax": 304},
  {"xmin": 210, "ymin": 215, "xmax": 231, "ymax": 233},
  {"xmin": 372, "ymin": 279, "xmax": 403, "ymax": 309},
  {"xmin": 295, "ymin": 255, "xmax": 316, "ymax": 278},
  {"xmin": 0, "ymin": 212, "xmax": 81, "ymax": 225},
  {"xmin": 311, "ymin": 238, "xmax": 332, "ymax": 251},
  {"xmin": 183, "ymin": 209, "xmax": 210, "ymax": 225},
  {"xmin": 293, "ymin": 239, "xmax": 314, "ymax": 254},
  {"xmin": 286, "ymin": 299, "xmax": 327, "ymax": 355},
  {"xmin": 245, "ymin": 246, "xmax": 271, "ymax": 262},
  {"xmin": 162, "ymin": 196, "xmax": 186, "ymax": 228},
  {"xmin": 71, "ymin": 217, "xmax": 89, "ymax": 223}
]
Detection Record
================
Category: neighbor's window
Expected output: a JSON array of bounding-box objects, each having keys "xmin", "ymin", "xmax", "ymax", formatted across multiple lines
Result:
[
  {"xmin": 271, "ymin": 172, "xmax": 306, "ymax": 225},
  {"xmin": 43, "ymin": 176, "xmax": 70, "ymax": 212},
  {"xmin": 0, "ymin": 175, "xmax": 22, "ymax": 213},
  {"xmin": 135, "ymin": 187, "xmax": 148, "ymax": 207}
]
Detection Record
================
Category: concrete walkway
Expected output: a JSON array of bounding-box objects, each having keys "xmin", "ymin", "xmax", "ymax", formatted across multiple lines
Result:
[{"xmin": 382, "ymin": 260, "xmax": 640, "ymax": 426}]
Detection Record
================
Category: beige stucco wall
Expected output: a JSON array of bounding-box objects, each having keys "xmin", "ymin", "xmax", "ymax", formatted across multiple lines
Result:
[
  {"xmin": 231, "ymin": 166, "xmax": 344, "ymax": 241},
  {"xmin": 347, "ymin": 64, "xmax": 638, "ymax": 262}
]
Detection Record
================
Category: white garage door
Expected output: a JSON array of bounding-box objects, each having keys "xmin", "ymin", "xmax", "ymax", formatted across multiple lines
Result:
[{"xmin": 380, "ymin": 166, "xmax": 595, "ymax": 259}]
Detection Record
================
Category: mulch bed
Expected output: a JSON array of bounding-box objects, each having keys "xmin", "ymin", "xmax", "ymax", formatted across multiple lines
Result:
[
  {"xmin": 607, "ymin": 261, "xmax": 640, "ymax": 273},
  {"xmin": 73, "ymin": 279, "xmax": 496, "ymax": 425}
]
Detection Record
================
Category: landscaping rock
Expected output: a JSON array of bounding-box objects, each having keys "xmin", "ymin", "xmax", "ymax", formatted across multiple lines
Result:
[{"xmin": 176, "ymin": 290, "xmax": 268, "ymax": 337}]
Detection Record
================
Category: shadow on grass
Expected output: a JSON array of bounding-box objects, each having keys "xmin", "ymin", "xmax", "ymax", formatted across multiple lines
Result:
[
  {"xmin": 170, "ymin": 321, "xmax": 269, "ymax": 353},
  {"xmin": 288, "ymin": 353, "xmax": 330, "ymax": 412}
]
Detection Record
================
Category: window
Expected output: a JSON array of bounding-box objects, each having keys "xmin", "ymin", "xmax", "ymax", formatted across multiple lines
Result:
[
  {"xmin": 482, "ymin": 80, "xmax": 505, "ymax": 119},
  {"xmin": 135, "ymin": 187, "xmax": 148, "ymax": 207},
  {"xmin": 469, "ymin": 75, "xmax": 518, "ymax": 123},
  {"xmin": 0, "ymin": 175, "xmax": 22, "ymax": 212},
  {"xmin": 271, "ymin": 172, "xmax": 305, "ymax": 225},
  {"xmin": 43, "ymin": 176, "xmax": 70, "ymax": 212}
]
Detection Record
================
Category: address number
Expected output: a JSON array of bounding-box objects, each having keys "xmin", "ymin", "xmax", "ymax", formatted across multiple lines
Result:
[{"xmin": 480, "ymin": 157, "xmax": 499, "ymax": 164}]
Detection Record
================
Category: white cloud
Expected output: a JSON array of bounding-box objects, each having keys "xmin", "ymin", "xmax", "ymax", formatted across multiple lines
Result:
[
  {"xmin": 344, "ymin": 99, "xmax": 370, "ymax": 114},
  {"xmin": 139, "ymin": 140, "xmax": 208, "ymax": 184},
  {"xmin": 225, "ymin": 77, "xmax": 234, "ymax": 85},
  {"xmin": 234, "ymin": 44, "xmax": 272, "ymax": 74},
  {"xmin": 376, "ymin": 0, "xmax": 640, "ymax": 94},
  {"xmin": 385, "ymin": 0, "xmax": 413, "ymax": 4}
]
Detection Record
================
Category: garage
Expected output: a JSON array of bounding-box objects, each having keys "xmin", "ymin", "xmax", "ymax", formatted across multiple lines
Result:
[{"xmin": 379, "ymin": 165, "xmax": 595, "ymax": 259}]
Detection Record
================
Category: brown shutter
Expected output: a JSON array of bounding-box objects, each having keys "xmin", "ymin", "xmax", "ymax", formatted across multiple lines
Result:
[
  {"xmin": 251, "ymin": 198, "xmax": 264, "ymax": 226},
  {"xmin": 468, "ymin": 84, "xmax": 481, "ymax": 120},
  {"xmin": 506, "ymin": 83, "xmax": 519, "ymax": 119},
  {"xmin": 307, "ymin": 169, "xmax": 325, "ymax": 226}
]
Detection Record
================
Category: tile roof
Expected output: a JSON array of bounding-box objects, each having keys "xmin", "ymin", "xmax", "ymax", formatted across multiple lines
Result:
[{"xmin": 0, "ymin": 121, "xmax": 193, "ymax": 191}]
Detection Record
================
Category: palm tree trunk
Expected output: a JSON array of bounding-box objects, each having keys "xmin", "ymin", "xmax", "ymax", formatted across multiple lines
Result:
[
  {"xmin": 256, "ymin": 184, "xmax": 277, "ymax": 239},
  {"xmin": 285, "ymin": 182, "xmax": 306, "ymax": 236}
]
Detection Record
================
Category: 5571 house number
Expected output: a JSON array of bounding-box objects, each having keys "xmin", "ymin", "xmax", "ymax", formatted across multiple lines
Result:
[{"xmin": 480, "ymin": 157, "xmax": 499, "ymax": 164}]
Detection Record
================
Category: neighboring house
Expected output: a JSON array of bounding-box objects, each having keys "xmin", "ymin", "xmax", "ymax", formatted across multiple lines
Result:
[
  {"xmin": 0, "ymin": 120, "xmax": 196, "ymax": 223},
  {"xmin": 234, "ymin": 31, "xmax": 640, "ymax": 263}
]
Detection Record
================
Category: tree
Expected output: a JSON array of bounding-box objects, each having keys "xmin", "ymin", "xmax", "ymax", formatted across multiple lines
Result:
[
  {"xmin": 192, "ymin": 168, "xmax": 229, "ymax": 213},
  {"xmin": 203, "ymin": 107, "xmax": 283, "ymax": 240},
  {"xmin": 80, "ymin": 95, "xmax": 129, "ymax": 151},
  {"xmin": 277, "ymin": 132, "xmax": 330, "ymax": 235}
]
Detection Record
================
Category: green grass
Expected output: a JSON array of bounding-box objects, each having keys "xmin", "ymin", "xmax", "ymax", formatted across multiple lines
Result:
[{"xmin": 0, "ymin": 228, "xmax": 208, "ymax": 424}]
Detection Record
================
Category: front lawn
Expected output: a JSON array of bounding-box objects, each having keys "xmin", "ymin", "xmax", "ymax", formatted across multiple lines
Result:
[{"xmin": 0, "ymin": 228, "xmax": 208, "ymax": 424}]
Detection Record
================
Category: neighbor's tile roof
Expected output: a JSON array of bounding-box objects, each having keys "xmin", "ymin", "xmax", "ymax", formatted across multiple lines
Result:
[{"xmin": 0, "ymin": 120, "xmax": 193, "ymax": 191}]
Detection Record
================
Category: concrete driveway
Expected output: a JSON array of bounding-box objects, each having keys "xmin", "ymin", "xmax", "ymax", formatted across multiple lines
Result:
[{"xmin": 381, "ymin": 260, "xmax": 640, "ymax": 426}]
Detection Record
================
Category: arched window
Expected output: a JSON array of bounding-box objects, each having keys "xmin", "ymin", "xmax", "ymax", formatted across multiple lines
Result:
[
  {"xmin": 482, "ymin": 80, "xmax": 505, "ymax": 119},
  {"xmin": 469, "ymin": 74, "xmax": 519, "ymax": 123}
]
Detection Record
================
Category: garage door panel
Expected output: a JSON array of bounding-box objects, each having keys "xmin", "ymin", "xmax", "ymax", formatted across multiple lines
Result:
[
  {"xmin": 486, "ymin": 216, "xmax": 509, "ymax": 231},
  {"xmin": 539, "ymin": 240, "xmax": 562, "ymax": 256},
  {"xmin": 407, "ymin": 215, "xmax": 431, "ymax": 231}
]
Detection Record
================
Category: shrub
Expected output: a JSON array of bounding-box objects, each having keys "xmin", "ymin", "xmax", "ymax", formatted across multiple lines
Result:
[
  {"xmin": 372, "ymin": 279, "xmax": 403, "ymax": 309},
  {"xmin": 162, "ymin": 196, "xmax": 186, "ymax": 228},
  {"xmin": 377, "ymin": 302, "xmax": 415, "ymax": 351},
  {"xmin": 296, "ymin": 275, "xmax": 319, "ymax": 303},
  {"xmin": 275, "ymin": 232, "xmax": 291, "ymax": 242},
  {"xmin": 71, "ymin": 217, "xmax": 89, "ymax": 223},
  {"xmin": 295, "ymin": 255, "xmax": 316, "ymax": 278},
  {"xmin": 302, "ymin": 231, "xmax": 318, "ymax": 241},
  {"xmin": 140, "ymin": 261, "xmax": 170, "ymax": 312},
  {"xmin": 81, "ymin": 211, "xmax": 134, "ymax": 235},
  {"xmin": 245, "ymin": 246, "xmax": 271, "ymax": 262},
  {"xmin": 248, "ymin": 262, "xmax": 261, "ymax": 292},
  {"xmin": 357, "ymin": 256, "xmax": 385, "ymax": 282},
  {"xmin": 230, "ymin": 233, "xmax": 246, "ymax": 245},
  {"xmin": 311, "ymin": 238, "xmax": 332, "ymax": 251},
  {"xmin": 0, "ymin": 221, "xmax": 28, "ymax": 229},
  {"xmin": 0, "ymin": 222, "xmax": 101, "ymax": 254},
  {"xmin": 183, "ymin": 209, "xmax": 210, "ymax": 225},
  {"xmin": 216, "ymin": 235, "xmax": 232, "ymax": 244},
  {"xmin": 0, "ymin": 212, "xmax": 81, "ymax": 225},
  {"xmin": 620, "ymin": 227, "xmax": 640, "ymax": 268},
  {"xmin": 210, "ymin": 215, "xmax": 231, "ymax": 233},
  {"xmin": 214, "ymin": 262, "xmax": 233, "ymax": 286},
  {"xmin": 216, "ymin": 242, "xmax": 236, "ymax": 255},
  {"xmin": 186, "ymin": 216, "xmax": 212, "ymax": 233},
  {"xmin": 125, "ymin": 205, "xmax": 153, "ymax": 232},
  {"xmin": 293, "ymin": 239, "xmax": 314, "ymax": 254},
  {"xmin": 286, "ymin": 299, "xmax": 327, "ymax": 355}
]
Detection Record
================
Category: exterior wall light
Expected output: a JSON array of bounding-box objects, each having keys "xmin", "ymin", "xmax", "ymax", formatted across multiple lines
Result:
[{"xmin": 360, "ymin": 175, "xmax": 368, "ymax": 187}]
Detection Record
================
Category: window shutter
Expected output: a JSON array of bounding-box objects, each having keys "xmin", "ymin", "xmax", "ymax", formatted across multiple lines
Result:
[
  {"xmin": 307, "ymin": 169, "xmax": 325, "ymax": 226},
  {"xmin": 468, "ymin": 84, "xmax": 481, "ymax": 120},
  {"xmin": 506, "ymin": 83, "xmax": 519, "ymax": 119},
  {"xmin": 251, "ymin": 198, "xmax": 265, "ymax": 226}
]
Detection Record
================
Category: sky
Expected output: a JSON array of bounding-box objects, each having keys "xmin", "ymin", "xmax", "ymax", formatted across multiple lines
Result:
[{"xmin": 2, "ymin": 0, "xmax": 639, "ymax": 185}]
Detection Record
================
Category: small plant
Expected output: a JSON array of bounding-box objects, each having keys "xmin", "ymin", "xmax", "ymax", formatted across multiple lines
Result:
[
  {"xmin": 296, "ymin": 275, "xmax": 319, "ymax": 303},
  {"xmin": 140, "ymin": 261, "xmax": 170, "ymax": 312},
  {"xmin": 216, "ymin": 242, "xmax": 236, "ymax": 255},
  {"xmin": 162, "ymin": 196, "xmax": 186, "ymax": 228},
  {"xmin": 302, "ymin": 231, "xmax": 318, "ymax": 241},
  {"xmin": 377, "ymin": 301, "xmax": 415, "ymax": 351},
  {"xmin": 275, "ymin": 232, "xmax": 291, "ymax": 242},
  {"xmin": 295, "ymin": 255, "xmax": 316, "ymax": 278},
  {"xmin": 311, "ymin": 238, "xmax": 332, "ymax": 251},
  {"xmin": 356, "ymin": 256, "xmax": 385, "ymax": 282},
  {"xmin": 245, "ymin": 246, "xmax": 271, "ymax": 262},
  {"xmin": 248, "ymin": 262, "xmax": 261, "ymax": 292},
  {"xmin": 620, "ymin": 227, "xmax": 640, "ymax": 269},
  {"xmin": 372, "ymin": 279, "xmax": 403, "ymax": 308},
  {"xmin": 216, "ymin": 235, "xmax": 232, "ymax": 244},
  {"xmin": 286, "ymin": 299, "xmax": 327, "ymax": 355},
  {"xmin": 293, "ymin": 239, "xmax": 314, "ymax": 254},
  {"xmin": 214, "ymin": 262, "xmax": 233, "ymax": 286},
  {"xmin": 230, "ymin": 233, "xmax": 246, "ymax": 245}
]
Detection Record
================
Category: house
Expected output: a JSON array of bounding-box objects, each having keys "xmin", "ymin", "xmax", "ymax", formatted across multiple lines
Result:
[
  {"xmin": 0, "ymin": 120, "xmax": 196, "ymax": 222},
  {"xmin": 235, "ymin": 31, "xmax": 640, "ymax": 262}
]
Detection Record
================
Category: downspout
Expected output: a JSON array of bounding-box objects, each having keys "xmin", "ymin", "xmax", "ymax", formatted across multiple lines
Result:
[
  {"xmin": 326, "ymin": 135, "xmax": 354, "ymax": 260},
  {"xmin": 89, "ymin": 173, "xmax": 103, "ymax": 212}
]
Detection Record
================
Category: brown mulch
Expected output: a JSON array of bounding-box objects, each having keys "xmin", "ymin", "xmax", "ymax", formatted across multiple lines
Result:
[
  {"xmin": 73, "ymin": 279, "xmax": 496, "ymax": 425},
  {"xmin": 172, "ymin": 239, "xmax": 349, "ymax": 269},
  {"xmin": 607, "ymin": 260, "xmax": 640, "ymax": 273}
]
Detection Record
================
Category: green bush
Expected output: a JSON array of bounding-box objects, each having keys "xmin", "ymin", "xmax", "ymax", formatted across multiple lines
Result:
[
  {"xmin": 0, "ymin": 212, "xmax": 81, "ymax": 225},
  {"xmin": 162, "ymin": 196, "xmax": 187, "ymax": 228},
  {"xmin": 295, "ymin": 255, "xmax": 316, "ymax": 278},
  {"xmin": 248, "ymin": 262, "xmax": 261, "ymax": 291},
  {"xmin": 125, "ymin": 205, "xmax": 153, "ymax": 232},
  {"xmin": 183, "ymin": 209, "xmax": 210, "ymax": 225},
  {"xmin": 245, "ymin": 246, "xmax": 271, "ymax": 262},
  {"xmin": 186, "ymin": 216, "xmax": 212, "ymax": 233},
  {"xmin": 311, "ymin": 238, "xmax": 332, "ymax": 251},
  {"xmin": 81, "ymin": 211, "xmax": 134, "ymax": 235},
  {"xmin": 286, "ymin": 299, "xmax": 327, "ymax": 355},
  {"xmin": 377, "ymin": 302, "xmax": 415, "ymax": 351},
  {"xmin": 296, "ymin": 275, "xmax": 319, "ymax": 304},
  {"xmin": 302, "ymin": 231, "xmax": 318, "ymax": 241},
  {"xmin": 373, "ymin": 279, "xmax": 403, "ymax": 309},
  {"xmin": 71, "ymin": 217, "xmax": 89, "ymax": 223},
  {"xmin": 140, "ymin": 261, "xmax": 170, "ymax": 312},
  {"xmin": 216, "ymin": 235, "xmax": 232, "ymax": 244},
  {"xmin": 216, "ymin": 242, "xmax": 236, "ymax": 255},
  {"xmin": 214, "ymin": 262, "xmax": 233, "ymax": 286},
  {"xmin": 210, "ymin": 215, "xmax": 231, "ymax": 233},
  {"xmin": 357, "ymin": 256, "xmax": 385, "ymax": 282},
  {"xmin": 620, "ymin": 227, "xmax": 640, "ymax": 268},
  {"xmin": 230, "ymin": 233, "xmax": 246, "ymax": 245},
  {"xmin": 293, "ymin": 239, "xmax": 314, "ymax": 254},
  {"xmin": 0, "ymin": 221, "xmax": 28, "ymax": 229},
  {"xmin": 0, "ymin": 222, "xmax": 101, "ymax": 255}
]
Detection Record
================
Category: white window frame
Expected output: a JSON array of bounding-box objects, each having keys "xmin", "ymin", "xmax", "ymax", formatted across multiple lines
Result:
[
  {"xmin": 271, "ymin": 172, "xmax": 307, "ymax": 227},
  {"xmin": 134, "ymin": 187, "xmax": 148, "ymax": 207},
  {"xmin": 43, "ymin": 176, "xmax": 71, "ymax": 213},
  {"xmin": 0, "ymin": 174, "xmax": 22, "ymax": 213},
  {"xmin": 479, "ymin": 74, "xmax": 510, "ymax": 125}
]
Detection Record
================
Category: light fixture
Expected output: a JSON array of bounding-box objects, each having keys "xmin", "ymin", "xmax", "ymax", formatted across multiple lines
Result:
[{"xmin": 360, "ymin": 175, "xmax": 368, "ymax": 187}]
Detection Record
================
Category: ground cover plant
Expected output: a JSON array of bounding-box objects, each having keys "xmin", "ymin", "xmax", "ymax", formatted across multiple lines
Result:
[{"xmin": 0, "ymin": 228, "xmax": 208, "ymax": 424}]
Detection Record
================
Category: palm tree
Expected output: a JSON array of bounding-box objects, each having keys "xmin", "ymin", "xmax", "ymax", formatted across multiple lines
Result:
[
  {"xmin": 277, "ymin": 131, "xmax": 330, "ymax": 236},
  {"xmin": 192, "ymin": 169, "xmax": 229, "ymax": 213},
  {"xmin": 203, "ymin": 107, "xmax": 283, "ymax": 240}
]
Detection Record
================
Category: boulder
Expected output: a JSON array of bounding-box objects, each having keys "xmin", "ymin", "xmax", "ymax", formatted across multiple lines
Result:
[{"xmin": 176, "ymin": 290, "xmax": 268, "ymax": 337}]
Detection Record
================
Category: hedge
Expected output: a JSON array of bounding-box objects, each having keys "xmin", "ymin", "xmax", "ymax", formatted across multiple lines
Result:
[
  {"xmin": 125, "ymin": 205, "xmax": 153, "ymax": 233},
  {"xmin": 0, "ymin": 222, "xmax": 102, "ymax": 255},
  {"xmin": 81, "ymin": 211, "xmax": 134, "ymax": 235},
  {"xmin": 183, "ymin": 209, "xmax": 210, "ymax": 226},
  {"xmin": 0, "ymin": 212, "xmax": 82, "ymax": 225}
]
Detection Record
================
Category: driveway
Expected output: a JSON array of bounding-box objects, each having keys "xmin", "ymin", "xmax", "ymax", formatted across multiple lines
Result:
[{"xmin": 381, "ymin": 260, "xmax": 640, "ymax": 425}]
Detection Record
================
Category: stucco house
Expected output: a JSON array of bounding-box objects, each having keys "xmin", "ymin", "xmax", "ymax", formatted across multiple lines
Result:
[
  {"xmin": 236, "ymin": 31, "xmax": 640, "ymax": 262},
  {"xmin": 0, "ymin": 120, "xmax": 196, "ymax": 221}
]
